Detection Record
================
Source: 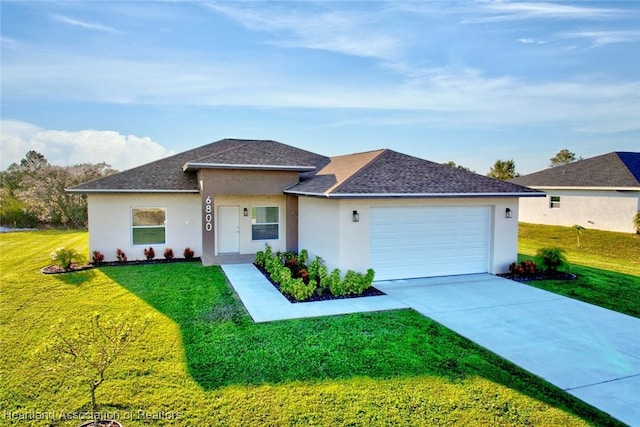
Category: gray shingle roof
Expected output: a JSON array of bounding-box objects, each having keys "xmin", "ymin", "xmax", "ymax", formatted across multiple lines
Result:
[
  {"xmin": 510, "ymin": 152, "xmax": 640, "ymax": 188},
  {"xmin": 68, "ymin": 139, "xmax": 329, "ymax": 192},
  {"xmin": 287, "ymin": 149, "xmax": 541, "ymax": 197}
]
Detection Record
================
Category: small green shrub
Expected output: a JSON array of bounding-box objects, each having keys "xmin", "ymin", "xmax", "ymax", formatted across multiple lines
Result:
[
  {"xmin": 255, "ymin": 250, "xmax": 266, "ymax": 268},
  {"xmin": 298, "ymin": 249, "xmax": 309, "ymax": 266},
  {"xmin": 327, "ymin": 268, "xmax": 347, "ymax": 296},
  {"xmin": 536, "ymin": 248, "xmax": 567, "ymax": 273},
  {"xmin": 50, "ymin": 247, "xmax": 85, "ymax": 270}
]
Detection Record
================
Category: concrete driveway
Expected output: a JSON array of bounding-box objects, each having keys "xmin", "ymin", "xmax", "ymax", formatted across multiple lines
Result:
[{"xmin": 374, "ymin": 274, "xmax": 640, "ymax": 426}]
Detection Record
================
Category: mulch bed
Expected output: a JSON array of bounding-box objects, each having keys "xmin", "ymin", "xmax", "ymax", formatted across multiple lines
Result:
[
  {"xmin": 498, "ymin": 271, "xmax": 577, "ymax": 282},
  {"xmin": 254, "ymin": 264, "xmax": 385, "ymax": 303},
  {"xmin": 42, "ymin": 258, "xmax": 201, "ymax": 274}
]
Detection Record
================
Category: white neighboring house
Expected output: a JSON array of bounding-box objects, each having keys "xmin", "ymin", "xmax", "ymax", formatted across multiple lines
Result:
[
  {"xmin": 511, "ymin": 152, "xmax": 640, "ymax": 234},
  {"xmin": 68, "ymin": 139, "xmax": 543, "ymax": 280}
]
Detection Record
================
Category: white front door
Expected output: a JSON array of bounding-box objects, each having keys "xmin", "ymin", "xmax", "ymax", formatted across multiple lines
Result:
[{"xmin": 217, "ymin": 206, "xmax": 240, "ymax": 253}]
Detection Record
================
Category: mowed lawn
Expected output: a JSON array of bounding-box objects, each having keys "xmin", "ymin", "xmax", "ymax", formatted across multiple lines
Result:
[
  {"xmin": 518, "ymin": 223, "xmax": 640, "ymax": 318},
  {"xmin": 0, "ymin": 231, "xmax": 624, "ymax": 426}
]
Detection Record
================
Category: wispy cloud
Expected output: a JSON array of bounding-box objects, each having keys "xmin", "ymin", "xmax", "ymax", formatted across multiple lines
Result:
[
  {"xmin": 517, "ymin": 38, "xmax": 547, "ymax": 45},
  {"xmin": 466, "ymin": 1, "xmax": 615, "ymax": 23},
  {"xmin": 562, "ymin": 30, "xmax": 640, "ymax": 47},
  {"xmin": 52, "ymin": 14, "xmax": 120, "ymax": 33},
  {"xmin": 202, "ymin": 2, "xmax": 402, "ymax": 60}
]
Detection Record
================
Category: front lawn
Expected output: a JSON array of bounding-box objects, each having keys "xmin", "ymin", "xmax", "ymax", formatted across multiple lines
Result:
[
  {"xmin": 518, "ymin": 223, "xmax": 640, "ymax": 318},
  {"xmin": 0, "ymin": 231, "xmax": 622, "ymax": 426}
]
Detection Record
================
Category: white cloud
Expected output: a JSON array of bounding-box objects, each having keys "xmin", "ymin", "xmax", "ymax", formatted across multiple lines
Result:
[
  {"xmin": 52, "ymin": 14, "xmax": 120, "ymax": 33},
  {"xmin": 203, "ymin": 2, "xmax": 402, "ymax": 60},
  {"xmin": 467, "ymin": 1, "xmax": 615, "ymax": 23},
  {"xmin": 562, "ymin": 30, "xmax": 640, "ymax": 47},
  {"xmin": 0, "ymin": 119, "xmax": 173, "ymax": 170}
]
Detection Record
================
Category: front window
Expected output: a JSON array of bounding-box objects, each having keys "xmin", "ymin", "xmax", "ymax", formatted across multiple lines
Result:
[
  {"xmin": 252, "ymin": 207, "xmax": 279, "ymax": 240},
  {"xmin": 132, "ymin": 208, "xmax": 166, "ymax": 245},
  {"xmin": 549, "ymin": 196, "xmax": 561, "ymax": 209}
]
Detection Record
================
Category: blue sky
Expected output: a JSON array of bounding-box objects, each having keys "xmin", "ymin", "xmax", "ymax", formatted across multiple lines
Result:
[{"xmin": 1, "ymin": 1, "xmax": 639, "ymax": 174}]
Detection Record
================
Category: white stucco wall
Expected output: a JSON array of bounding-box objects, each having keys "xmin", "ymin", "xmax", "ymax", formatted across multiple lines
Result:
[
  {"xmin": 213, "ymin": 195, "xmax": 288, "ymax": 255},
  {"xmin": 87, "ymin": 193, "xmax": 202, "ymax": 262},
  {"xmin": 518, "ymin": 189, "xmax": 640, "ymax": 233},
  {"xmin": 298, "ymin": 197, "xmax": 521, "ymax": 278}
]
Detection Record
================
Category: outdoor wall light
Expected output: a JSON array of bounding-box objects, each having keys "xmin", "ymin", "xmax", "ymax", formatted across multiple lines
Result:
[
  {"xmin": 352, "ymin": 210, "xmax": 360, "ymax": 222},
  {"xmin": 243, "ymin": 208, "xmax": 248, "ymax": 217},
  {"xmin": 505, "ymin": 208, "xmax": 513, "ymax": 219}
]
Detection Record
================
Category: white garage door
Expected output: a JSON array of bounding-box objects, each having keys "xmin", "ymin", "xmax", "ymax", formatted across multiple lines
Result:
[{"xmin": 370, "ymin": 206, "xmax": 491, "ymax": 280}]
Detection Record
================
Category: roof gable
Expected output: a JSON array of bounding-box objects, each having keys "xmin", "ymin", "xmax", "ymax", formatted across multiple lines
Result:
[
  {"xmin": 511, "ymin": 152, "xmax": 640, "ymax": 188},
  {"xmin": 287, "ymin": 149, "xmax": 540, "ymax": 197}
]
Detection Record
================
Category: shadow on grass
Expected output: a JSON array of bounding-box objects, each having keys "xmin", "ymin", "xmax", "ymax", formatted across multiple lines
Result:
[
  {"xmin": 51, "ymin": 268, "xmax": 97, "ymax": 286},
  {"xmin": 100, "ymin": 263, "xmax": 622, "ymax": 426}
]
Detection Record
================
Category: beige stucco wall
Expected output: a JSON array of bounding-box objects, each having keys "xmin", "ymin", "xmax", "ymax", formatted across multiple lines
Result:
[
  {"xmin": 213, "ymin": 195, "xmax": 289, "ymax": 255},
  {"xmin": 518, "ymin": 189, "xmax": 640, "ymax": 233},
  {"xmin": 87, "ymin": 193, "xmax": 202, "ymax": 262},
  {"xmin": 298, "ymin": 197, "xmax": 520, "ymax": 277}
]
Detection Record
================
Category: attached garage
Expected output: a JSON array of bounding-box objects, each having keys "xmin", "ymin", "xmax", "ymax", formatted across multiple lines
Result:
[{"xmin": 370, "ymin": 206, "xmax": 492, "ymax": 280}]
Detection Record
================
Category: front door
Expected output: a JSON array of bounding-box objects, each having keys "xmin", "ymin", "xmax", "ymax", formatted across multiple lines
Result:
[{"xmin": 217, "ymin": 206, "xmax": 240, "ymax": 253}]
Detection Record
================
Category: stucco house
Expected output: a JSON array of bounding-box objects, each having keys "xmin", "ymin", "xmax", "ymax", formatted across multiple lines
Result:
[
  {"xmin": 511, "ymin": 152, "xmax": 640, "ymax": 234},
  {"xmin": 69, "ymin": 139, "xmax": 542, "ymax": 280}
]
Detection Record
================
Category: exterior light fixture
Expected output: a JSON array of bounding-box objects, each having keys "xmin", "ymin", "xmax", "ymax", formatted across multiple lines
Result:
[
  {"xmin": 505, "ymin": 208, "xmax": 513, "ymax": 219},
  {"xmin": 352, "ymin": 210, "xmax": 360, "ymax": 222},
  {"xmin": 243, "ymin": 208, "xmax": 248, "ymax": 217}
]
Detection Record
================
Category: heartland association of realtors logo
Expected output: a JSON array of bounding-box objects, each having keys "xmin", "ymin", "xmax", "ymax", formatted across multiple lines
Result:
[{"xmin": 3, "ymin": 409, "xmax": 183, "ymax": 422}]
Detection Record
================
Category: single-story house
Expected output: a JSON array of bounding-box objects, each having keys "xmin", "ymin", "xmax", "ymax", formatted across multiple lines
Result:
[
  {"xmin": 68, "ymin": 139, "xmax": 542, "ymax": 280},
  {"xmin": 510, "ymin": 152, "xmax": 640, "ymax": 234}
]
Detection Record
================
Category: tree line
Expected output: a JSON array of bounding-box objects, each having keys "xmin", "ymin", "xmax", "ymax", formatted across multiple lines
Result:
[
  {"xmin": 0, "ymin": 151, "xmax": 117, "ymax": 229},
  {"xmin": 445, "ymin": 148, "xmax": 579, "ymax": 180}
]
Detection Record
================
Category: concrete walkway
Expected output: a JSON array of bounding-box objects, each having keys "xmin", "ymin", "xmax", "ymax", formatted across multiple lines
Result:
[
  {"xmin": 222, "ymin": 265, "xmax": 640, "ymax": 425},
  {"xmin": 221, "ymin": 264, "xmax": 407, "ymax": 322}
]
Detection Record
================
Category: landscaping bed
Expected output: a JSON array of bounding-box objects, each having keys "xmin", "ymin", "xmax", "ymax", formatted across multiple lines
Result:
[{"xmin": 254, "ymin": 263, "xmax": 384, "ymax": 303}]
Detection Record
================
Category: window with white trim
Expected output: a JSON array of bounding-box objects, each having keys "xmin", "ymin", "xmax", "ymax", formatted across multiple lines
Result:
[
  {"xmin": 549, "ymin": 196, "xmax": 561, "ymax": 209},
  {"xmin": 132, "ymin": 207, "xmax": 166, "ymax": 245},
  {"xmin": 251, "ymin": 207, "xmax": 279, "ymax": 240}
]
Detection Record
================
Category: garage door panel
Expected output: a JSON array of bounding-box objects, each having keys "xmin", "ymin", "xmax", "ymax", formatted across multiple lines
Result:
[{"xmin": 370, "ymin": 206, "xmax": 491, "ymax": 280}]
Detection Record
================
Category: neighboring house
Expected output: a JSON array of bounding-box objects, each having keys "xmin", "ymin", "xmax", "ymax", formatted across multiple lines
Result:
[
  {"xmin": 511, "ymin": 152, "xmax": 640, "ymax": 234},
  {"xmin": 68, "ymin": 139, "xmax": 541, "ymax": 280}
]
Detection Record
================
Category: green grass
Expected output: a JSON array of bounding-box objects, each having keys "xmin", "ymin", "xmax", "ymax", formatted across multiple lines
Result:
[
  {"xmin": 518, "ymin": 222, "xmax": 640, "ymax": 276},
  {"xmin": 518, "ymin": 223, "xmax": 640, "ymax": 318},
  {"xmin": 0, "ymin": 231, "xmax": 623, "ymax": 426}
]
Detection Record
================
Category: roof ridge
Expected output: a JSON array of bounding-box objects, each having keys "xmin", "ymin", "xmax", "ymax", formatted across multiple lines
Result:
[{"xmin": 188, "ymin": 141, "xmax": 248, "ymax": 163}]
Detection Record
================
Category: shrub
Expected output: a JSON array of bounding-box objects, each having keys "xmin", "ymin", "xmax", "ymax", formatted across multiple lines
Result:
[
  {"xmin": 255, "ymin": 250, "xmax": 266, "ymax": 268},
  {"xmin": 521, "ymin": 260, "xmax": 537, "ymax": 276},
  {"xmin": 298, "ymin": 249, "xmax": 309, "ymax": 266},
  {"xmin": 536, "ymin": 248, "xmax": 567, "ymax": 273},
  {"xmin": 634, "ymin": 212, "xmax": 640, "ymax": 234},
  {"xmin": 509, "ymin": 262, "xmax": 524, "ymax": 277},
  {"xmin": 91, "ymin": 250, "xmax": 104, "ymax": 265},
  {"xmin": 143, "ymin": 247, "xmax": 155, "ymax": 261},
  {"xmin": 327, "ymin": 268, "xmax": 347, "ymax": 296},
  {"xmin": 116, "ymin": 248, "xmax": 127, "ymax": 263},
  {"xmin": 163, "ymin": 248, "xmax": 174, "ymax": 260},
  {"xmin": 183, "ymin": 247, "xmax": 195, "ymax": 260},
  {"xmin": 50, "ymin": 247, "xmax": 84, "ymax": 270}
]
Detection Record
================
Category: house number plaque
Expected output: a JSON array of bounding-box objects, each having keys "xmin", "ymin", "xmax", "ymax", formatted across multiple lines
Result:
[{"xmin": 205, "ymin": 196, "xmax": 213, "ymax": 232}]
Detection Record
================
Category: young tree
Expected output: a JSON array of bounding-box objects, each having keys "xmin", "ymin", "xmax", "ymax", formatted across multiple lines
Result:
[
  {"xmin": 47, "ymin": 314, "xmax": 148, "ymax": 426},
  {"xmin": 550, "ymin": 149, "xmax": 577, "ymax": 167},
  {"xmin": 487, "ymin": 159, "xmax": 519, "ymax": 180},
  {"xmin": 571, "ymin": 224, "xmax": 585, "ymax": 248}
]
